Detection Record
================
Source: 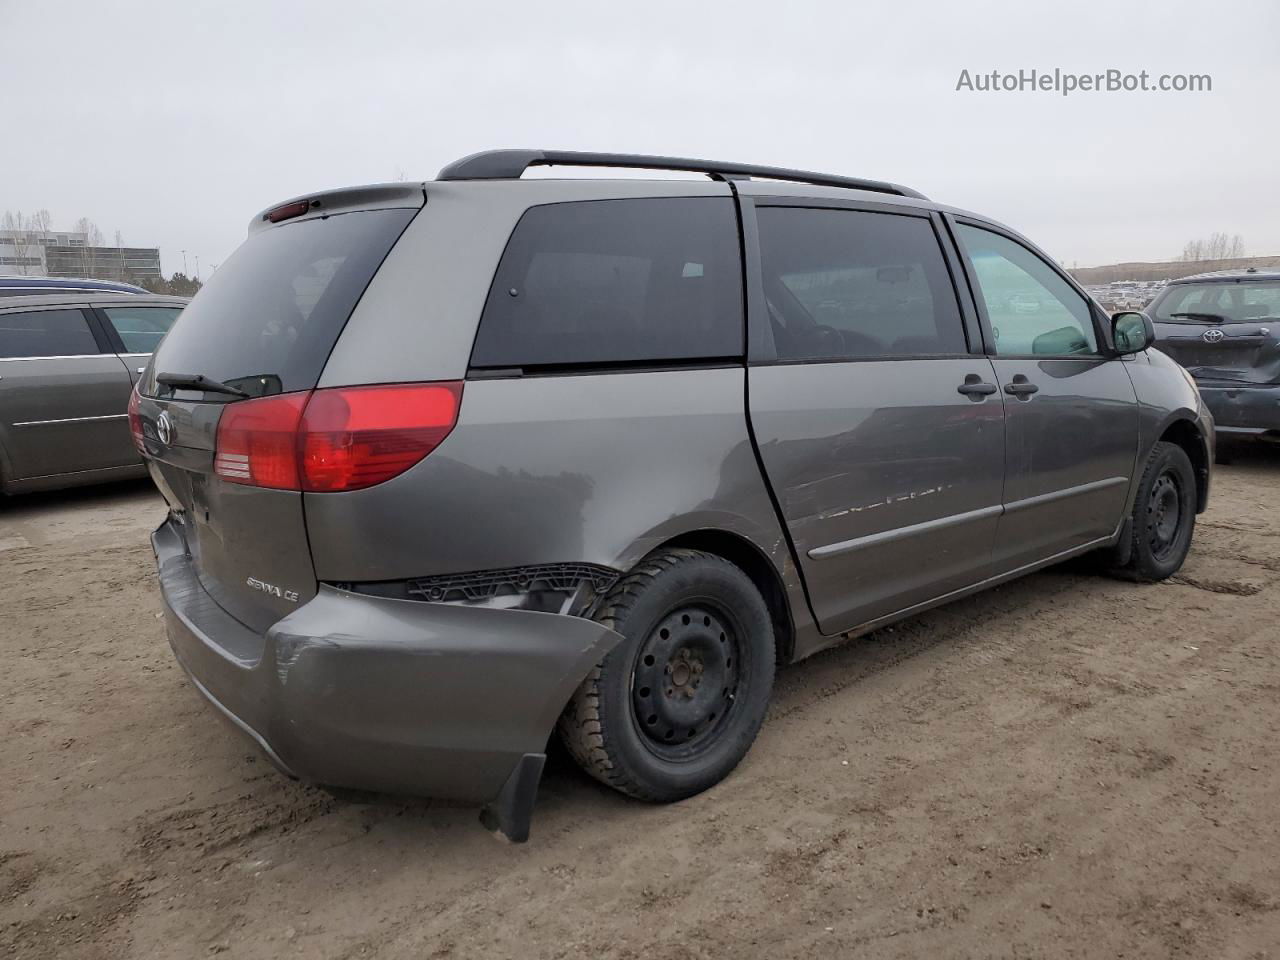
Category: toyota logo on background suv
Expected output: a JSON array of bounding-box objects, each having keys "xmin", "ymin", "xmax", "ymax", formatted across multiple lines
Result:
[{"xmin": 1202, "ymin": 328, "xmax": 1226, "ymax": 343}]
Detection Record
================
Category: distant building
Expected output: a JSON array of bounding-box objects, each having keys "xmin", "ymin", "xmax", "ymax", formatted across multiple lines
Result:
[{"xmin": 0, "ymin": 229, "xmax": 161, "ymax": 282}]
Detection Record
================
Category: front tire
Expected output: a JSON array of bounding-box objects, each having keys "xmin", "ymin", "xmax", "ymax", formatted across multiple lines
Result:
[
  {"xmin": 557, "ymin": 548, "xmax": 776, "ymax": 802},
  {"xmin": 1111, "ymin": 441, "xmax": 1197, "ymax": 581}
]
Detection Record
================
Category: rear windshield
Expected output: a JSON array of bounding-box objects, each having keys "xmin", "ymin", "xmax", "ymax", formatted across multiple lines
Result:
[
  {"xmin": 147, "ymin": 208, "xmax": 415, "ymax": 397},
  {"xmin": 1152, "ymin": 281, "xmax": 1280, "ymax": 323}
]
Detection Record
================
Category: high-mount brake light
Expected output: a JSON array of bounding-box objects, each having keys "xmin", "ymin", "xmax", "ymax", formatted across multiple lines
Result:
[
  {"xmin": 264, "ymin": 200, "xmax": 313, "ymax": 223},
  {"xmin": 213, "ymin": 382, "xmax": 463, "ymax": 492}
]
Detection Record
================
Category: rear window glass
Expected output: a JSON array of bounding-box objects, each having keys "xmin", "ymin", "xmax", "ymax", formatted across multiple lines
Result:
[
  {"xmin": 1151, "ymin": 281, "xmax": 1280, "ymax": 323},
  {"xmin": 470, "ymin": 198, "xmax": 742, "ymax": 368},
  {"xmin": 102, "ymin": 305, "xmax": 183, "ymax": 354},
  {"xmin": 147, "ymin": 208, "xmax": 415, "ymax": 397},
  {"xmin": 0, "ymin": 309, "xmax": 99, "ymax": 358}
]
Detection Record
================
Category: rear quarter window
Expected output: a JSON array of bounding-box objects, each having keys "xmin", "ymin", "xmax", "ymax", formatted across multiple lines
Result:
[{"xmin": 470, "ymin": 198, "xmax": 743, "ymax": 369}]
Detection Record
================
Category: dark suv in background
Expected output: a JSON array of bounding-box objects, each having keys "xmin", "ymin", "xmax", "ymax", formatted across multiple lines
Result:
[
  {"xmin": 133, "ymin": 150, "xmax": 1212, "ymax": 841},
  {"xmin": 1148, "ymin": 268, "xmax": 1280, "ymax": 449}
]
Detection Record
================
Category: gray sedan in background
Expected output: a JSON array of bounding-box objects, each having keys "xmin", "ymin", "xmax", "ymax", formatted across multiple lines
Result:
[{"xmin": 0, "ymin": 292, "xmax": 185, "ymax": 494}]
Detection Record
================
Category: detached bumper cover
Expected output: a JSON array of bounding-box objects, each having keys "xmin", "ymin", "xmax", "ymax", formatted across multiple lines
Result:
[
  {"xmin": 1197, "ymin": 382, "xmax": 1280, "ymax": 434},
  {"xmin": 153, "ymin": 520, "xmax": 622, "ymax": 807}
]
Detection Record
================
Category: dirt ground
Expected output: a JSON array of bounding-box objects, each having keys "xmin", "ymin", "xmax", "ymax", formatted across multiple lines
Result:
[{"xmin": 2, "ymin": 452, "xmax": 1279, "ymax": 960}]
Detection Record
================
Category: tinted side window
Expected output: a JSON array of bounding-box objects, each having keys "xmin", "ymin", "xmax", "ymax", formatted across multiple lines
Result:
[
  {"xmin": 471, "ymin": 198, "xmax": 742, "ymax": 368},
  {"xmin": 0, "ymin": 309, "xmax": 100, "ymax": 359},
  {"xmin": 955, "ymin": 224, "xmax": 1097, "ymax": 356},
  {"xmin": 755, "ymin": 207, "xmax": 966, "ymax": 361},
  {"xmin": 102, "ymin": 306, "xmax": 183, "ymax": 353}
]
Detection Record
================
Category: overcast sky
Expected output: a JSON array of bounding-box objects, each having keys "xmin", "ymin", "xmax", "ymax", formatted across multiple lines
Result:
[{"xmin": 4, "ymin": 0, "xmax": 1277, "ymax": 276}]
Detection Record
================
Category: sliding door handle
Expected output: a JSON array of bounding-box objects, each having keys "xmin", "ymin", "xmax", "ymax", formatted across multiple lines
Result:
[
  {"xmin": 957, "ymin": 374, "xmax": 998, "ymax": 399},
  {"xmin": 1003, "ymin": 374, "xmax": 1039, "ymax": 399}
]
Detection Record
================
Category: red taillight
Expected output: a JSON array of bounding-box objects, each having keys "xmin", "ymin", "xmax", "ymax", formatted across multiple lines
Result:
[
  {"xmin": 128, "ymin": 385, "xmax": 144, "ymax": 453},
  {"xmin": 214, "ymin": 392, "xmax": 309, "ymax": 489},
  {"xmin": 213, "ymin": 382, "xmax": 462, "ymax": 492},
  {"xmin": 298, "ymin": 383, "xmax": 462, "ymax": 492}
]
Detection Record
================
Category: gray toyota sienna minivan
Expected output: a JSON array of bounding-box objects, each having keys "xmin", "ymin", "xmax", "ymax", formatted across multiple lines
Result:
[{"xmin": 135, "ymin": 150, "xmax": 1213, "ymax": 841}]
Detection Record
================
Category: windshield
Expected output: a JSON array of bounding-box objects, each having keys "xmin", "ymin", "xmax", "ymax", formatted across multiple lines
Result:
[
  {"xmin": 146, "ymin": 208, "xmax": 416, "ymax": 397},
  {"xmin": 1151, "ymin": 280, "xmax": 1280, "ymax": 323}
]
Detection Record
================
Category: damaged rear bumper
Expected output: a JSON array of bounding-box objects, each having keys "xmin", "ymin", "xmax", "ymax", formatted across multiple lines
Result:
[
  {"xmin": 152, "ymin": 520, "xmax": 622, "ymax": 841},
  {"xmin": 1197, "ymin": 381, "xmax": 1280, "ymax": 436}
]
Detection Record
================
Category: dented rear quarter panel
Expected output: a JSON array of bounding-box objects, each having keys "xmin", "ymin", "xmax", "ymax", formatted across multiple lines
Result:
[{"xmin": 302, "ymin": 367, "xmax": 821, "ymax": 657}]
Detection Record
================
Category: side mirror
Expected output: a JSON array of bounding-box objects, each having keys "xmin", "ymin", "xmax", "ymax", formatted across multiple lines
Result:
[{"xmin": 1112, "ymin": 311, "xmax": 1155, "ymax": 355}]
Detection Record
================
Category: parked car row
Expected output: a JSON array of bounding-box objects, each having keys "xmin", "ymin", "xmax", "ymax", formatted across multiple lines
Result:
[{"xmin": 126, "ymin": 150, "xmax": 1213, "ymax": 840}]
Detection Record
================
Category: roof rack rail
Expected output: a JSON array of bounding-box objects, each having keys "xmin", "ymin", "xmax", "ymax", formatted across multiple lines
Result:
[{"xmin": 436, "ymin": 149, "xmax": 927, "ymax": 200}]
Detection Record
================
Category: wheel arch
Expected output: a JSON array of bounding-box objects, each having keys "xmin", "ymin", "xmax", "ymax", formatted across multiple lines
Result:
[
  {"xmin": 1157, "ymin": 415, "xmax": 1210, "ymax": 513},
  {"xmin": 643, "ymin": 528, "xmax": 796, "ymax": 666}
]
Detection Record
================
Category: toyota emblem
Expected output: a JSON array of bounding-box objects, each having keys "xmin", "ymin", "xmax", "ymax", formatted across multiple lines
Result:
[
  {"xmin": 1202, "ymin": 328, "xmax": 1225, "ymax": 343},
  {"xmin": 156, "ymin": 410, "xmax": 173, "ymax": 446}
]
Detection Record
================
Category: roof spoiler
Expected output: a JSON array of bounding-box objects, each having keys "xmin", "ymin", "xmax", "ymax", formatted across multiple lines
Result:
[{"xmin": 436, "ymin": 149, "xmax": 927, "ymax": 201}]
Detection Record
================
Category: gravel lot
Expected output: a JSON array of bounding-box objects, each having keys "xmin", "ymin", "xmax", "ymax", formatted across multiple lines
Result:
[{"xmin": 3, "ymin": 452, "xmax": 1279, "ymax": 959}]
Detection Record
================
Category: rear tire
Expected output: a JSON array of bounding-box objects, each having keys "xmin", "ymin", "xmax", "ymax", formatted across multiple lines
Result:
[
  {"xmin": 557, "ymin": 548, "xmax": 776, "ymax": 802},
  {"xmin": 1109, "ymin": 441, "xmax": 1197, "ymax": 582}
]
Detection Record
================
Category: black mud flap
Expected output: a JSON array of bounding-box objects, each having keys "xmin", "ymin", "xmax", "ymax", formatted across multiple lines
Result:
[
  {"xmin": 1111, "ymin": 516, "xmax": 1134, "ymax": 568},
  {"xmin": 479, "ymin": 753, "xmax": 546, "ymax": 843}
]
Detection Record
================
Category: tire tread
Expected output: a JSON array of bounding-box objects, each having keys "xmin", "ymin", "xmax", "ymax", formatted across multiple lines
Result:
[{"xmin": 557, "ymin": 548, "xmax": 746, "ymax": 801}]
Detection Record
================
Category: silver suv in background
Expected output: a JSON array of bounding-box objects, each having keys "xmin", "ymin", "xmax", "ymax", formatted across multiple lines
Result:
[
  {"xmin": 1147, "ymin": 268, "xmax": 1280, "ymax": 450},
  {"xmin": 0, "ymin": 293, "xmax": 185, "ymax": 493},
  {"xmin": 134, "ymin": 151, "xmax": 1212, "ymax": 841}
]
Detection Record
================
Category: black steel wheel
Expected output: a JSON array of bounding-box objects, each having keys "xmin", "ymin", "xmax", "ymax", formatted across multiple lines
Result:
[
  {"xmin": 1111, "ymin": 440, "xmax": 1197, "ymax": 581},
  {"xmin": 1147, "ymin": 471, "xmax": 1183, "ymax": 562},
  {"xmin": 631, "ymin": 604, "xmax": 740, "ymax": 758},
  {"xmin": 558, "ymin": 548, "xmax": 776, "ymax": 802}
]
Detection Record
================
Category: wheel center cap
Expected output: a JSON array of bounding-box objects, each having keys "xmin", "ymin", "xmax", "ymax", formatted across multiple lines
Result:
[{"xmin": 671, "ymin": 662, "xmax": 692, "ymax": 686}]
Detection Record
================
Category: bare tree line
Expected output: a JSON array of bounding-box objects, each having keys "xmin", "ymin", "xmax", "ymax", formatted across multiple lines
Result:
[{"xmin": 1180, "ymin": 232, "xmax": 1246, "ymax": 262}]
